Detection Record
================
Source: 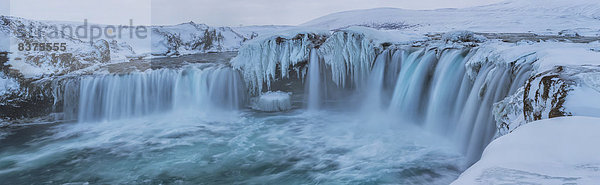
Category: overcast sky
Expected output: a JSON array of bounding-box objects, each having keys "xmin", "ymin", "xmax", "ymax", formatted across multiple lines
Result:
[{"xmin": 1, "ymin": 0, "xmax": 505, "ymax": 26}]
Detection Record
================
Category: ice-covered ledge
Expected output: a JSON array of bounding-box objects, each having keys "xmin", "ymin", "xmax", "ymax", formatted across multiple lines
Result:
[
  {"xmin": 251, "ymin": 91, "xmax": 292, "ymax": 112},
  {"xmin": 452, "ymin": 116, "xmax": 600, "ymax": 184}
]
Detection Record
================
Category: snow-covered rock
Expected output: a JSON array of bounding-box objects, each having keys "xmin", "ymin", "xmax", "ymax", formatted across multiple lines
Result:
[
  {"xmin": 452, "ymin": 116, "xmax": 600, "ymax": 185},
  {"xmin": 494, "ymin": 65, "xmax": 600, "ymax": 136},
  {"xmin": 0, "ymin": 16, "xmax": 138, "ymax": 78},
  {"xmin": 251, "ymin": 91, "xmax": 292, "ymax": 112},
  {"xmin": 0, "ymin": 71, "xmax": 19, "ymax": 101},
  {"xmin": 150, "ymin": 22, "xmax": 249, "ymax": 56},
  {"xmin": 488, "ymin": 42, "xmax": 600, "ymax": 136},
  {"xmin": 442, "ymin": 30, "xmax": 487, "ymax": 43},
  {"xmin": 0, "ymin": 16, "xmax": 288, "ymax": 79}
]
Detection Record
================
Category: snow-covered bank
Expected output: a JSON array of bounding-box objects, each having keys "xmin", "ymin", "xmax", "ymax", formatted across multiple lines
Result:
[{"xmin": 452, "ymin": 116, "xmax": 600, "ymax": 185}]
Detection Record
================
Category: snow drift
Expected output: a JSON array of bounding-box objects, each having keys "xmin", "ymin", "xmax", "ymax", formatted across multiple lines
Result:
[{"xmin": 452, "ymin": 116, "xmax": 600, "ymax": 185}]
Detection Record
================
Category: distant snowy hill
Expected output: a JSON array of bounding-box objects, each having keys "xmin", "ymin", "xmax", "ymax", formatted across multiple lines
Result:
[
  {"xmin": 302, "ymin": 0, "xmax": 600, "ymax": 36},
  {"xmin": 0, "ymin": 17, "xmax": 293, "ymax": 79}
]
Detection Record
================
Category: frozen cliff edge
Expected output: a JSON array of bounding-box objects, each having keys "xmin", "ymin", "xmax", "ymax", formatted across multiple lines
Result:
[
  {"xmin": 452, "ymin": 116, "xmax": 600, "ymax": 184},
  {"xmin": 230, "ymin": 26, "xmax": 424, "ymax": 94},
  {"xmin": 491, "ymin": 42, "xmax": 600, "ymax": 137}
]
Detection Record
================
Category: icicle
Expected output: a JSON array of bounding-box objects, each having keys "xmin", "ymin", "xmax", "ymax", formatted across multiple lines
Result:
[
  {"xmin": 319, "ymin": 31, "xmax": 378, "ymax": 88},
  {"xmin": 231, "ymin": 32, "xmax": 327, "ymax": 95}
]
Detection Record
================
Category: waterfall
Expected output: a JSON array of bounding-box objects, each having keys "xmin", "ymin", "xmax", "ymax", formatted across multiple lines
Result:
[
  {"xmin": 361, "ymin": 50, "xmax": 391, "ymax": 111},
  {"xmin": 69, "ymin": 64, "xmax": 246, "ymax": 123},
  {"xmin": 389, "ymin": 48, "xmax": 438, "ymax": 122},
  {"xmin": 424, "ymin": 49, "xmax": 470, "ymax": 135},
  {"xmin": 306, "ymin": 48, "xmax": 322, "ymax": 110},
  {"xmin": 57, "ymin": 41, "xmax": 534, "ymax": 167},
  {"xmin": 363, "ymin": 47, "xmax": 534, "ymax": 167}
]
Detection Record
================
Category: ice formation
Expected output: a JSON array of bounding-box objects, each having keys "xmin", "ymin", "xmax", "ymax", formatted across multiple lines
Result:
[
  {"xmin": 252, "ymin": 91, "xmax": 292, "ymax": 112},
  {"xmin": 319, "ymin": 29, "xmax": 380, "ymax": 88},
  {"xmin": 230, "ymin": 30, "xmax": 328, "ymax": 94}
]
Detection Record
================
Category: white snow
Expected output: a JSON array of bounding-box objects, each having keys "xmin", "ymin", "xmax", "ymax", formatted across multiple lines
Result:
[
  {"xmin": 0, "ymin": 31, "xmax": 8, "ymax": 52},
  {"xmin": 252, "ymin": 91, "xmax": 292, "ymax": 112},
  {"xmin": 535, "ymin": 46, "xmax": 600, "ymax": 72},
  {"xmin": 565, "ymin": 83, "xmax": 600, "ymax": 118},
  {"xmin": 465, "ymin": 41, "xmax": 600, "ymax": 78},
  {"xmin": 0, "ymin": 16, "xmax": 284, "ymax": 79},
  {"xmin": 441, "ymin": 30, "xmax": 487, "ymax": 43},
  {"xmin": 452, "ymin": 116, "xmax": 600, "ymax": 185},
  {"xmin": 302, "ymin": 0, "xmax": 600, "ymax": 36},
  {"xmin": 0, "ymin": 72, "xmax": 19, "ymax": 98}
]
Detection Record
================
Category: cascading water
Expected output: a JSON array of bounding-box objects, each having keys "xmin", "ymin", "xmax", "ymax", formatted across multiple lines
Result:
[
  {"xmin": 361, "ymin": 49, "xmax": 391, "ymax": 111},
  {"xmin": 70, "ymin": 64, "xmax": 246, "ymax": 122},
  {"xmin": 360, "ymin": 47, "xmax": 534, "ymax": 167},
  {"xmin": 424, "ymin": 49, "xmax": 470, "ymax": 135},
  {"xmin": 389, "ymin": 48, "xmax": 438, "ymax": 122},
  {"xmin": 306, "ymin": 48, "xmax": 322, "ymax": 110}
]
